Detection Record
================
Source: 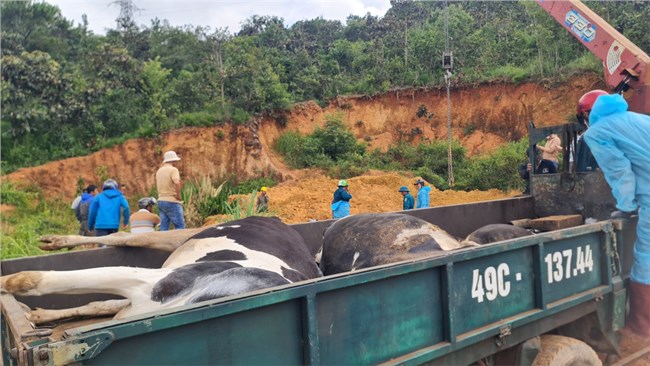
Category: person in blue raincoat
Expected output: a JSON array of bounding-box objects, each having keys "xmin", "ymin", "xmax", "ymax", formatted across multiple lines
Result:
[
  {"xmin": 579, "ymin": 90, "xmax": 650, "ymax": 337},
  {"xmin": 88, "ymin": 179, "xmax": 130, "ymax": 237},
  {"xmin": 398, "ymin": 186, "xmax": 414, "ymax": 210},
  {"xmin": 414, "ymin": 179, "xmax": 431, "ymax": 209},
  {"xmin": 332, "ymin": 180, "xmax": 352, "ymax": 219}
]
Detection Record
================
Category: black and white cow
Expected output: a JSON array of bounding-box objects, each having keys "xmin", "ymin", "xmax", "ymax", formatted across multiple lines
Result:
[
  {"xmin": 319, "ymin": 213, "xmax": 532, "ymax": 276},
  {"xmin": 1, "ymin": 216, "xmax": 322, "ymax": 323}
]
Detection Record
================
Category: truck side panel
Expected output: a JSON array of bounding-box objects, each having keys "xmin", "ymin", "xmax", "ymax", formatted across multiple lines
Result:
[{"xmin": 15, "ymin": 221, "xmax": 619, "ymax": 366}]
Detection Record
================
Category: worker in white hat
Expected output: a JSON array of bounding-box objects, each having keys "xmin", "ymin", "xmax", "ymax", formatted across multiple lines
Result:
[{"xmin": 156, "ymin": 151, "xmax": 185, "ymax": 230}]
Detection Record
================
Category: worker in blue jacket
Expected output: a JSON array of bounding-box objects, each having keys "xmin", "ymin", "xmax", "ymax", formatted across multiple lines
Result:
[
  {"xmin": 88, "ymin": 179, "xmax": 130, "ymax": 237},
  {"xmin": 331, "ymin": 180, "xmax": 352, "ymax": 219},
  {"xmin": 398, "ymin": 186, "xmax": 415, "ymax": 210},
  {"xmin": 414, "ymin": 179, "xmax": 431, "ymax": 208},
  {"xmin": 579, "ymin": 90, "xmax": 650, "ymax": 337}
]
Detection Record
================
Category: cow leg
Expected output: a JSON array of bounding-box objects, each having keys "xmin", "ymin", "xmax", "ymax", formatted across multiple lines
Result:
[
  {"xmin": 2, "ymin": 267, "xmax": 172, "ymax": 318},
  {"xmin": 39, "ymin": 228, "xmax": 206, "ymax": 252},
  {"xmin": 30, "ymin": 299, "xmax": 131, "ymax": 325}
]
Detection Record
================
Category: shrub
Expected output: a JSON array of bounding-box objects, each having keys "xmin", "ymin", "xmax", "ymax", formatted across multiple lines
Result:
[
  {"xmin": 488, "ymin": 65, "xmax": 530, "ymax": 83},
  {"xmin": 274, "ymin": 131, "xmax": 306, "ymax": 168},
  {"xmin": 231, "ymin": 108, "xmax": 251, "ymax": 124},
  {"xmin": 311, "ymin": 114, "xmax": 362, "ymax": 161},
  {"xmin": 455, "ymin": 139, "xmax": 528, "ymax": 191},
  {"xmin": 0, "ymin": 181, "xmax": 34, "ymax": 207},
  {"xmin": 463, "ymin": 123, "xmax": 477, "ymax": 136},
  {"xmin": 561, "ymin": 54, "xmax": 601, "ymax": 75},
  {"xmin": 235, "ymin": 177, "xmax": 277, "ymax": 194},
  {"xmin": 177, "ymin": 111, "xmax": 218, "ymax": 127},
  {"xmin": 274, "ymin": 116, "xmax": 365, "ymax": 170}
]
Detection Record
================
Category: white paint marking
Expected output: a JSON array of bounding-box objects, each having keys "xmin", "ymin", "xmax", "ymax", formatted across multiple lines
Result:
[
  {"xmin": 350, "ymin": 251, "xmax": 360, "ymax": 270},
  {"xmin": 516, "ymin": 273, "xmax": 522, "ymax": 281}
]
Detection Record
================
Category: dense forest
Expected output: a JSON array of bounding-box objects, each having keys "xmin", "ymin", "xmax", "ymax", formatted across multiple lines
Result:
[{"xmin": 2, "ymin": 0, "xmax": 649, "ymax": 173}]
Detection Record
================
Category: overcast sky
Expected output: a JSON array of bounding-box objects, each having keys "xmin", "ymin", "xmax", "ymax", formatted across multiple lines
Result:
[{"xmin": 46, "ymin": 0, "xmax": 392, "ymax": 34}]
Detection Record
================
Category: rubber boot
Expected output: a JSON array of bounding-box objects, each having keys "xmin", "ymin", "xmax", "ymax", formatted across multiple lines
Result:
[{"xmin": 626, "ymin": 281, "xmax": 650, "ymax": 337}]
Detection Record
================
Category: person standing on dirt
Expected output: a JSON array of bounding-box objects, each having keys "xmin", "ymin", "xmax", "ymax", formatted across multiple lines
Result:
[
  {"xmin": 414, "ymin": 179, "xmax": 430, "ymax": 209},
  {"xmin": 578, "ymin": 90, "xmax": 650, "ymax": 337},
  {"xmin": 75, "ymin": 184, "xmax": 98, "ymax": 236},
  {"xmin": 256, "ymin": 187, "xmax": 269, "ymax": 213},
  {"xmin": 88, "ymin": 179, "xmax": 130, "ymax": 237},
  {"xmin": 130, "ymin": 197, "xmax": 161, "ymax": 233},
  {"xmin": 398, "ymin": 186, "xmax": 414, "ymax": 210},
  {"xmin": 156, "ymin": 151, "xmax": 186, "ymax": 231},
  {"xmin": 537, "ymin": 133, "xmax": 562, "ymax": 172},
  {"xmin": 332, "ymin": 180, "xmax": 352, "ymax": 219}
]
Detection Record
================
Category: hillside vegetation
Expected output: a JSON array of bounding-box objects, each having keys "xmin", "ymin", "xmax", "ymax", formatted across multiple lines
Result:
[{"xmin": 2, "ymin": 0, "xmax": 649, "ymax": 173}]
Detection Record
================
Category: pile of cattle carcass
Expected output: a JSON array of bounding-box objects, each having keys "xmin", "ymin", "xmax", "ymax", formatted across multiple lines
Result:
[{"xmin": 1, "ymin": 214, "xmax": 531, "ymax": 325}]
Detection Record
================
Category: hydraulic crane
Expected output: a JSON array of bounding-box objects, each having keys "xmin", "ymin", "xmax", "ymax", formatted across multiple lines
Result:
[{"xmin": 535, "ymin": 0, "xmax": 650, "ymax": 114}]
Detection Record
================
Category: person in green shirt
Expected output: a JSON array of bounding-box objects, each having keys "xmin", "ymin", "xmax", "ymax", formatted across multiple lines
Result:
[{"xmin": 398, "ymin": 186, "xmax": 414, "ymax": 210}]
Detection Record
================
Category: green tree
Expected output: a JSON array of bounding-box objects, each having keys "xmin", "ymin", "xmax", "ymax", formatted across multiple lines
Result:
[
  {"xmin": 224, "ymin": 37, "xmax": 291, "ymax": 114},
  {"xmin": 140, "ymin": 58, "xmax": 173, "ymax": 130}
]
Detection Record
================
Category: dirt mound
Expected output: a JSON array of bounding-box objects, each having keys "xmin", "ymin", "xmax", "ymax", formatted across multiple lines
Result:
[{"xmin": 235, "ymin": 172, "xmax": 513, "ymax": 224}]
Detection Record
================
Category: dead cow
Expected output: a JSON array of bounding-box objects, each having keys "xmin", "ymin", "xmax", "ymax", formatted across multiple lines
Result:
[
  {"xmin": 1, "ymin": 216, "xmax": 322, "ymax": 324},
  {"xmin": 319, "ymin": 213, "xmax": 532, "ymax": 276},
  {"xmin": 320, "ymin": 213, "xmax": 469, "ymax": 275},
  {"xmin": 463, "ymin": 223, "xmax": 532, "ymax": 245}
]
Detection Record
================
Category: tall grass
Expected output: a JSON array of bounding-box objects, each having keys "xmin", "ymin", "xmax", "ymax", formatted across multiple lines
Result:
[
  {"xmin": 1, "ymin": 182, "xmax": 78, "ymax": 260},
  {"xmin": 220, "ymin": 191, "xmax": 274, "ymax": 222},
  {"xmin": 181, "ymin": 176, "xmax": 225, "ymax": 227},
  {"xmin": 181, "ymin": 176, "xmax": 277, "ymax": 227}
]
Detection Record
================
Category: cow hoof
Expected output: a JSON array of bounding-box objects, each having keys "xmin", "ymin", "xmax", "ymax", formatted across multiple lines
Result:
[
  {"xmin": 29, "ymin": 308, "xmax": 54, "ymax": 325},
  {"xmin": 38, "ymin": 236, "xmax": 66, "ymax": 250},
  {"xmin": 1, "ymin": 272, "xmax": 43, "ymax": 295}
]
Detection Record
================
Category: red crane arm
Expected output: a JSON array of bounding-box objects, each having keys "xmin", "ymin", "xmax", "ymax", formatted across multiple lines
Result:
[{"xmin": 535, "ymin": 0, "xmax": 650, "ymax": 114}]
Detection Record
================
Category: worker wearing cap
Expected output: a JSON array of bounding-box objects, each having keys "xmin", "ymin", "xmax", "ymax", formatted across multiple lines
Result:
[
  {"xmin": 579, "ymin": 90, "xmax": 650, "ymax": 337},
  {"xmin": 332, "ymin": 180, "xmax": 352, "ymax": 219},
  {"xmin": 414, "ymin": 179, "xmax": 430, "ymax": 209},
  {"xmin": 156, "ymin": 150, "xmax": 186, "ymax": 230},
  {"xmin": 130, "ymin": 197, "xmax": 161, "ymax": 234},
  {"xmin": 398, "ymin": 186, "xmax": 414, "ymax": 210},
  {"xmin": 257, "ymin": 187, "xmax": 269, "ymax": 213}
]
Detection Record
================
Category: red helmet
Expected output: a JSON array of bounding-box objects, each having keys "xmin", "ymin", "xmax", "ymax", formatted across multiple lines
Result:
[{"xmin": 577, "ymin": 90, "xmax": 608, "ymax": 115}]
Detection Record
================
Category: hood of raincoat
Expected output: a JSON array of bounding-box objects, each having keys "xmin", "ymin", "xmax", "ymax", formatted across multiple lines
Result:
[
  {"xmin": 101, "ymin": 188, "xmax": 123, "ymax": 199},
  {"xmin": 589, "ymin": 94, "xmax": 628, "ymax": 126},
  {"xmin": 80, "ymin": 192, "xmax": 94, "ymax": 204}
]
